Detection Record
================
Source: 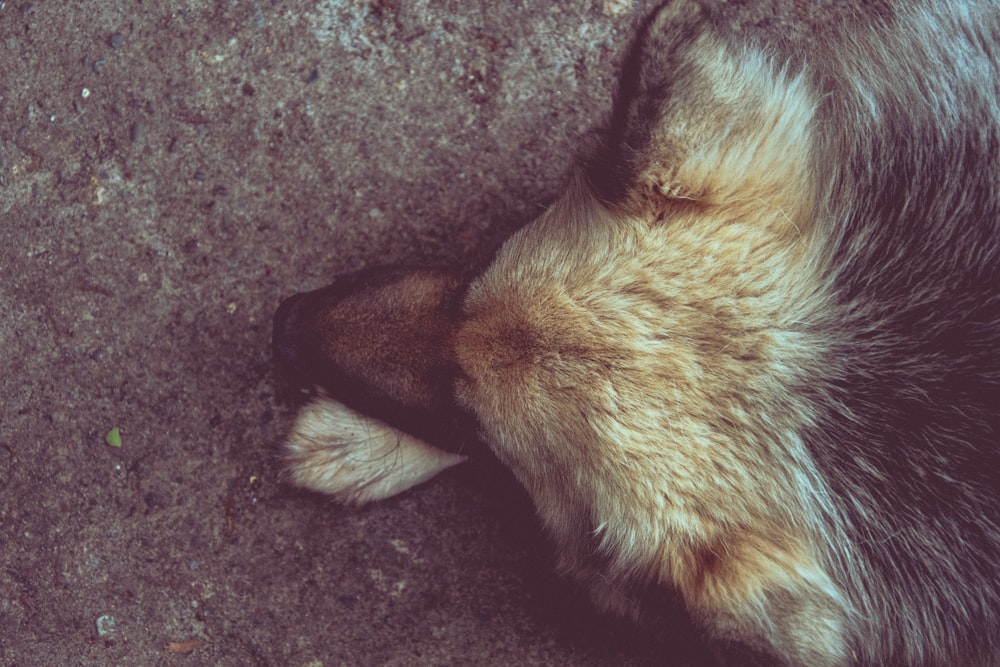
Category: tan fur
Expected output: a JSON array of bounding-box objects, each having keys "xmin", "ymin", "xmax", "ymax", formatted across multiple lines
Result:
[
  {"xmin": 621, "ymin": 3, "xmax": 818, "ymax": 234},
  {"xmin": 453, "ymin": 164, "xmax": 847, "ymax": 662},
  {"xmin": 443, "ymin": 22, "xmax": 855, "ymax": 660}
]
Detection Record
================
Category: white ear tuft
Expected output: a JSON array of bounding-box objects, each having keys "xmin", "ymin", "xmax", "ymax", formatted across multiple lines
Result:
[{"xmin": 284, "ymin": 397, "xmax": 466, "ymax": 504}]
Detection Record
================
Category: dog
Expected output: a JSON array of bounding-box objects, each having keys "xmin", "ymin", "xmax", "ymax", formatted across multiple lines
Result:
[{"xmin": 272, "ymin": 1, "xmax": 1000, "ymax": 664}]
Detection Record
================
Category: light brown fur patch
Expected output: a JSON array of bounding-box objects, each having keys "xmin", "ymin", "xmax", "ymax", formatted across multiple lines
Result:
[{"xmin": 451, "ymin": 36, "xmax": 844, "ymax": 658}]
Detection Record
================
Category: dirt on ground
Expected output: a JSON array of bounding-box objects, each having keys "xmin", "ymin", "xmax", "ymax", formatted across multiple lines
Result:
[{"xmin": 1, "ymin": 1, "xmax": 848, "ymax": 665}]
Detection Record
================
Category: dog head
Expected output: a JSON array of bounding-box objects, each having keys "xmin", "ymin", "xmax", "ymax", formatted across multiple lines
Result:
[{"xmin": 273, "ymin": 0, "xmax": 828, "ymax": 613}]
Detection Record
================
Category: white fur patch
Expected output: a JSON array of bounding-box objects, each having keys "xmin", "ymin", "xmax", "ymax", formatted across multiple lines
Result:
[{"xmin": 284, "ymin": 397, "xmax": 466, "ymax": 504}]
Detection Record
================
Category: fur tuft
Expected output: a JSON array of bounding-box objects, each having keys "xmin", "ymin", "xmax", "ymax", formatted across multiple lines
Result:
[{"xmin": 284, "ymin": 397, "xmax": 466, "ymax": 505}]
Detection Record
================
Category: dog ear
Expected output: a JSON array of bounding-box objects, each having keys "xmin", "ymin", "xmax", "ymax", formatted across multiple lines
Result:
[{"xmin": 587, "ymin": 0, "xmax": 817, "ymax": 225}]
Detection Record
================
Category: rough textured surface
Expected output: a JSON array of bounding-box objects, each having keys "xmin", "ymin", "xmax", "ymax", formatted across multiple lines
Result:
[{"xmin": 2, "ymin": 1, "xmax": 846, "ymax": 665}]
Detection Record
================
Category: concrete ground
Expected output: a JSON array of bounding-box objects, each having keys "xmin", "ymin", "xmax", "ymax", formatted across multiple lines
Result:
[{"xmin": 2, "ymin": 1, "xmax": 851, "ymax": 665}]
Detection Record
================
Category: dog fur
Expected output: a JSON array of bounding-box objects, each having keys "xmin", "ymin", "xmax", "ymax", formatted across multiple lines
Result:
[{"xmin": 273, "ymin": 2, "xmax": 1000, "ymax": 665}]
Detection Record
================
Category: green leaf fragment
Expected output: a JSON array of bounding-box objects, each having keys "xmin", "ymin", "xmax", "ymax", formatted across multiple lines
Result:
[{"xmin": 105, "ymin": 427, "xmax": 122, "ymax": 447}]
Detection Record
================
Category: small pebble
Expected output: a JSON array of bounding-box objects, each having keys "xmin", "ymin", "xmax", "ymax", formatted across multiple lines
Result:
[
  {"xmin": 109, "ymin": 32, "xmax": 124, "ymax": 49},
  {"xmin": 130, "ymin": 120, "xmax": 147, "ymax": 144},
  {"xmin": 96, "ymin": 614, "xmax": 116, "ymax": 637}
]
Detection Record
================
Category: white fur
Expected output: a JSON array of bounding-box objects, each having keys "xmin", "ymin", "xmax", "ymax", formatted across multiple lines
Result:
[{"xmin": 284, "ymin": 397, "xmax": 466, "ymax": 504}]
